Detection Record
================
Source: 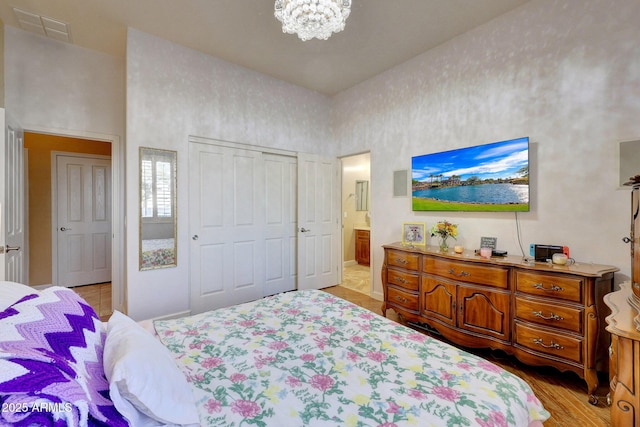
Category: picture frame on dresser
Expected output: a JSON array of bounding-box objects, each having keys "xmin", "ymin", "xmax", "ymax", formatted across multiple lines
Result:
[{"xmin": 402, "ymin": 222, "xmax": 426, "ymax": 246}]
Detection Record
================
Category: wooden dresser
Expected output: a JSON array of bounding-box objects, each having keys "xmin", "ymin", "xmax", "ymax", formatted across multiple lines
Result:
[
  {"xmin": 604, "ymin": 182, "xmax": 640, "ymax": 426},
  {"xmin": 382, "ymin": 242, "xmax": 618, "ymax": 403},
  {"xmin": 605, "ymin": 283, "xmax": 640, "ymax": 426}
]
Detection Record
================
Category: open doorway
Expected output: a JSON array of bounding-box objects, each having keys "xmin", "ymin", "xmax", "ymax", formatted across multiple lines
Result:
[
  {"xmin": 340, "ymin": 152, "xmax": 371, "ymax": 296},
  {"xmin": 25, "ymin": 132, "xmax": 111, "ymax": 287},
  {"xmin": 23, "ymin": 130, "xmax": 124, "ymax": 317}
]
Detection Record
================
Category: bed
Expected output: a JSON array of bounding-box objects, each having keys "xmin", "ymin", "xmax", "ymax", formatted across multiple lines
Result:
[
  {"xmin": 0, "ymin": 282, "xmax": 550, "ymax": 426},
  {"xmin": 140, "ymin": 238, "xmax": 175, "ymax": 269}
]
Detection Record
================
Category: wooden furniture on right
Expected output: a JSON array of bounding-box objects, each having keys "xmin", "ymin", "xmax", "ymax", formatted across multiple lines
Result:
[
  {"xmin": 355, "ymin": 228, "xmax": 370, "ymax": 266},
  {"xmin": 604, "ymin": 284, "xmax": 640, "ymax": 427},
  {"xmin": 604, "ymin": 182, "xmax": 640, "ymax": 426},
  {"xmin": 382, "ymin": 242, "xmax": 618, "ymax": 404}
]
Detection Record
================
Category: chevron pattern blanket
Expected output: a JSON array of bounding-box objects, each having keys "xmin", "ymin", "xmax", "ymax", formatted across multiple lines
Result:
[{"xmin": 0, "ymin": 286, "xmax": 127, "ymax": 426}]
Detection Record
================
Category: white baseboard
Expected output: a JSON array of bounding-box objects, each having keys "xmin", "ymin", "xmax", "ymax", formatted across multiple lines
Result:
[
  {"xmin": 371, "ymin": 290, "xmax": 384, "ymax": 301},
  {"xmin": 343, "ymin": 260, "xmax": 358, "ymax": 268},
  {"xmin": 150, "ymin": 310, "xmax": 191, "ymax": 321}
]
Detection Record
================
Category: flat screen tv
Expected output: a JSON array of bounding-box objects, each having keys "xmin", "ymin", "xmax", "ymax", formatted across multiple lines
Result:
[{"xmin": 411, "ymin": 137, "xmax": 530, "ymax": 212}]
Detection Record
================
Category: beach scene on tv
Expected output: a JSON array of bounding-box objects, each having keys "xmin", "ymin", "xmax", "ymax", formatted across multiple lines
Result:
[{"xmin": 412, "ymin": 137, "xmax": 530, "ymax": 212}]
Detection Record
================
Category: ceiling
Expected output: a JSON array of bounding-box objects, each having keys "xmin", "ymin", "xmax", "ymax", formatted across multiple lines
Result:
[{"xmin": 0, "ymin": 0, "xmax": 530, "ymax": 95}]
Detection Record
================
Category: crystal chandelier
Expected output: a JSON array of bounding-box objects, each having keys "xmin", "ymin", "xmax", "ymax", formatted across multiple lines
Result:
[{"xmin": 274, "ymin": 0, "xmax": 352, "ymax": 41}]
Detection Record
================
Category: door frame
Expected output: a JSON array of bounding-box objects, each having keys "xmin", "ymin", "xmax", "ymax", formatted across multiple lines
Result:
[
  {"xmin": 25, "ymin": 126, "xmax": 124, "ymax": 312},
  {"xmin": 339, "ymin": 151, "xmax": 372, "ymax": 295},
  {"xmin": 51, "ymin": 152, "xmax": 112, "ymax": 287}
]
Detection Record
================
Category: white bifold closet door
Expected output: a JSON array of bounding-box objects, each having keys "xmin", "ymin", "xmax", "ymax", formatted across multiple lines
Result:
[{"xmin": 188, "ymin": 139, "xmax": 339, "ymax": 314}]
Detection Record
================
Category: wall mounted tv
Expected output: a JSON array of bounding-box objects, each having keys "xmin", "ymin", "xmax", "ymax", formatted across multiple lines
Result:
[{"xmin": 412, "ymin": 137, "xmax": 529, "ymax": 212}]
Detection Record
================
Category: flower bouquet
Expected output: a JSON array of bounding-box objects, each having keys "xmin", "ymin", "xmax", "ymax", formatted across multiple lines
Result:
[{"xmin": 430, "ymin": 220, "xmax": 458, "ymax": 252}]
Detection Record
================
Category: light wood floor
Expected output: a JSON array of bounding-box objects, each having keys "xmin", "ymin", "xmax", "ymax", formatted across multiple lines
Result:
[
  {"xmin": 76, "ymin": 281, "xmax": 611, "ymax": 426},
  {"xmin": 72, "ymin": 282, "xmax": 113, "ymax": 321}
]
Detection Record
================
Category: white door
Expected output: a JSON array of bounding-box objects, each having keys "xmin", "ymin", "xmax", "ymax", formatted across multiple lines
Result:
[
  {"xmin": 0, "ymin": 110, "xmax": 26, "ymax": 282},
  {"xmin": 55, "ymin": 154, "xmax": 111, "ymax": 286},
  {"xmin": 189, "ymin": 142, "xmax": 266, "ymax": 314},
  {"xmin": 263, "ymin": 153, "xmax": 297, "ymax": 296},
  {"xmin": 297, "ymin": 153, "xmax": 341, "ymax": 290}
]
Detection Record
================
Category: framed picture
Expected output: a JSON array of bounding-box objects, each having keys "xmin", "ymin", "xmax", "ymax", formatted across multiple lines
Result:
[{"xmin": 402, "ymin": 222, "xmax": 426, "ymax": 246}]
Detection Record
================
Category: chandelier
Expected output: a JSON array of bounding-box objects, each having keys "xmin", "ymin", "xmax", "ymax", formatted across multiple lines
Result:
[{"xmin": 274, "ymin": 0, "xmax": 352, "ymax": 41}]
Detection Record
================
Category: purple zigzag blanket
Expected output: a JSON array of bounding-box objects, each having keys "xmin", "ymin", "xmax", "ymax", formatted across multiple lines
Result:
[{"xmin": 0, "ymin": 287, "xmax": 128, "ymax": 426}]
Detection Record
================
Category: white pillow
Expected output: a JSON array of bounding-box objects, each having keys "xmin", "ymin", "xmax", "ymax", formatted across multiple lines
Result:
[
  {"xmin": 0, "ymin": 281, "xmax": 40, "ymax": 311},
  {"xmin": 104, "ymin": 310, "xmax": 199, "ymax": 427}
]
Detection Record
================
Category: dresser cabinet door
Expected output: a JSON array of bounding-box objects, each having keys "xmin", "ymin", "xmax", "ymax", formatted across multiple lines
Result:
[
  {"xmin": 458, "ymin": 285, "xmax": 510, "ymax": 341},
  {"xmin": 421, "ymin": 276, "xmax": 456, "ymax": 325}
]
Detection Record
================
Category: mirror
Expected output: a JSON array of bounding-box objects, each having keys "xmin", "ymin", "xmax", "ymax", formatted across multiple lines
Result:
[
  {"xmin": 139, "ymin": 147, "xmax": 177, "ymax": 270},
  {"xmin": 356, "ymin": 180, "xmax": 369, "ymax": 211},
  {"xmin": 620, "ymin": 140, "xmax": 640, "ymax": 187}
]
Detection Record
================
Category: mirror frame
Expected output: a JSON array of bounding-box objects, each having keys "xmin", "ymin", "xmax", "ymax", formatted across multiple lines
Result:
[{"xmin": 139, "ymin": 147, "xmax": 178, "ymax": 270}]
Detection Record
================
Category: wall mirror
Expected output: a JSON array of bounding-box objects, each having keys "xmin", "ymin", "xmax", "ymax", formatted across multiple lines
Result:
[
  {"xmin": 356, "ymin": 180, "xmax": 369, "ymax": 211},
  {"xmin": 620, "ymin": 140, "xmax": 640, "ymax": 187},
  {"xmin": 139, "ymin": 147, "xmax": 177, "ymax": 270}
]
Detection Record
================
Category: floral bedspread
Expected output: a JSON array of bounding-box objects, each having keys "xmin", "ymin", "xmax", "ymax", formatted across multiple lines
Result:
[
  {"xmin": 140, "ymin": 238, "xmax": 175, "ymax": 269},
  {"xmin": 155, "ymin": 290, "xmax": 549, "ymax": 427}
]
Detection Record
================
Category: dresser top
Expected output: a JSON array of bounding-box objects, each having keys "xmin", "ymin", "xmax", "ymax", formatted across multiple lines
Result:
[
  {"xmin": 383, "ymin": 242, "xmax": 619, "ymax": 278},
  {"xmin": 605, "ymin": 282, "xmax": 640, "ymax": 338}
]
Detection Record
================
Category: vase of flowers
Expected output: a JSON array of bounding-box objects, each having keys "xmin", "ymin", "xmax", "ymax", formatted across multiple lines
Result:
[{"xmin": 430, "ymin": 220, "xmax": 458, "ymax": 252}]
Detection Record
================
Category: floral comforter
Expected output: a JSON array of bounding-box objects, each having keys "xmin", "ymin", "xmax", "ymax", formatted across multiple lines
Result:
[{"xmin": 155, "ymin": 290, "xmax": 549, "ymax": 427}]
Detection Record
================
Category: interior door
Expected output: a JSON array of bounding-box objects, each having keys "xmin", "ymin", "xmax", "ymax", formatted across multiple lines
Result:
[
  {"xmin": 55, "ymin": 154, "xmax": 111, "ymax": 286},
  {"xmin": 189, "ymin": 142, "xmax": 266, "ymax": 314},
  {"xmin": 297, "ymin": 153, "xmax": 340, "ymax": 290},
  {"xmin": 0, "ymin": 110, "xmax": 26, "ymax": 282},
  {"xmin": 263, "ymin": 153, "xmax": 297, "ymax": 296}
]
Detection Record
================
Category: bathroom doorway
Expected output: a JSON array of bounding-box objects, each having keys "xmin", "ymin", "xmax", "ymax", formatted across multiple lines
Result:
[{"xmin": 340, "ymin": 152, "xmax": 371, "ymax": 296}]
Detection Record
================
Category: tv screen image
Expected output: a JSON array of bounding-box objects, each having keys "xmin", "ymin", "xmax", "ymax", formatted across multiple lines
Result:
[{"xmin": 411, "ymin": 137, "xmax": 530, "ymax": 212}]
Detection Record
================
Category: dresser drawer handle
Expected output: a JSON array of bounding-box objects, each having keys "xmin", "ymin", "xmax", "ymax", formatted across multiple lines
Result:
[
  {"xmin": 395, "ymin": 295, "xmax": 408, "ymax": 303},
  {"xmin": 395, "ymin": 258, "xmax": 408, "ymax": 265},
  {"xmin": 448, "ymin": 268, "xmax": 470, "ymax": 278},
  {"xmin": 533, "ymin": 338, "xmax": 564, "ymax": 350},
  {"xmin": 532, "ymin": 311, "xmax": 564, "ymax": 321},
  {"xmin": 532, "ymin": 283, "xmax": 563, "ymax": 292},
  {"xmin": 393, "ymin": 276, "xmax": 407, "ymax": 284}
]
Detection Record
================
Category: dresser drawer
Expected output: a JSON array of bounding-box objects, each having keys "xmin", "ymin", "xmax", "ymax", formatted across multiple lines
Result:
[
  {"xmin": 515, "ymin": 296, "xmax": 583, "ymax": 333},
  {"xmin": 514, "ymin": 322, "xmax": 583, "ymax": 364},
  {"xmin": 387, "ymin": 250, "xmax": 420, "ymax": 271},
  {"xmin": 423, "ymin": 257, "xmax": 508, "ymax": 289},
  {"xmin": 515, "ymin": 271, "xmax": 583, "ymax": 303},
  {"xmin": 386, "ymin": 267, "xmax": 419, "ymax": 291},
  {"xmin": 387, "ymin": 286, "xmax": 419, "ymax": 312}
]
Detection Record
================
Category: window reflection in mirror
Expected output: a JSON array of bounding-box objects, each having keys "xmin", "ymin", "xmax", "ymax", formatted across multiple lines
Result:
[
  {"xmin": 356, "ymin": 180, "xmax": 369, "ymax": 211},
  {"xmin": 139, "ymin": 147, "xmax": 177, "ymax": 270}
]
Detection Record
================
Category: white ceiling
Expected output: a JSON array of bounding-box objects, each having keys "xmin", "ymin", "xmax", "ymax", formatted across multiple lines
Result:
[{"xmin": 0, "ymin": 0, "xmax": 530, "ymax": 95}]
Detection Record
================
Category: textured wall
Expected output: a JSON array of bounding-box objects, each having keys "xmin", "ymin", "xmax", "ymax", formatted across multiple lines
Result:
[
  {"xmin": 4, "ymin": 27, "xmax": 124, "ymax": 136},
  {"xmin": 5, "ymin": 0, "xmax": 640, "ymax": 313},
  {"xmin": 126, "ymin": 29, "xmax": 333, "ymax": 320},
  {"xmin": 332, "ymin": 0, "xmax": 640, "ymax": 297}
]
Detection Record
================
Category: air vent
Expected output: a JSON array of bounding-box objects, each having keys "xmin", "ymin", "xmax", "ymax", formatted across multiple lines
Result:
[{"xmin": 13, "ymin": 7, "xmax": 72, "ymax": 43}]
